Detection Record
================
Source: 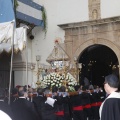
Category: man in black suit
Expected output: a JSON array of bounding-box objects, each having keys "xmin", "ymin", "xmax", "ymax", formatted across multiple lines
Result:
[
  {"xmin": 33, "ymin": 88, "xmax": 57, "ymax": 120},
  {"xmin": 11, "ymin": 86, "xmax": 39, "ymax": 120},
  {"xmin": 99, "ymin": 74, "xmax": 120, "ymax": 120},
  {"xmin": 10, "ymin": 88, "xmax": 18, "ymax": 104},
  {"xmin": 33, "ymin": 88, "xmax": 45, "ymax": 119}
]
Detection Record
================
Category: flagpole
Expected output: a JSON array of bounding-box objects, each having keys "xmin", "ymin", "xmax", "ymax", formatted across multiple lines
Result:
[
  {"xmin": 8, "ymin": 0, "xmax": 15, "ymax": 105},
  {"xmin": 24, "ymin": 26, "xmax": 28, "ymax": 91},
  {"xmin": 8, "ymin": 21, "xmax": 15, "ymax": 105}
]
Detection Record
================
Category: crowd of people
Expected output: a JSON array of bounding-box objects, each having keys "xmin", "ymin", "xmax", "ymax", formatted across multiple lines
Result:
[{"xmin": 0, "ymin": 74, "xmax": 120, "ymax": 120}]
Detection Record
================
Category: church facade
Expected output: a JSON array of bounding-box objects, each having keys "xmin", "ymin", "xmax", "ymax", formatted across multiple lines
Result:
[{"xmin": 11, "ymin": 0, "xmax": 120, "ymax": 86}]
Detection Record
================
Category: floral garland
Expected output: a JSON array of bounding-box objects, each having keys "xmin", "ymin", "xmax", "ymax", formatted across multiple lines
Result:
[{"xmin": 40, "ymin": 72, "xmax": 77, "ymax": 92}]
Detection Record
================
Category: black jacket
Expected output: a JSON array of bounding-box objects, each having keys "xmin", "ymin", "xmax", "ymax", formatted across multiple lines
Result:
[
  {"xmin": 11, "ymin": 98, "xmax": 39, "ymax": 120},
  {"xmin": 0, "ymin": 101, "xmax": 13, "ymax": 119},
  {"xmin": 33, "ymin": 96, "xmax": 57, "ymax": 120},
  {"xmin": 101, "ymin": 98, "xmax": 120, "ymax": 120}
]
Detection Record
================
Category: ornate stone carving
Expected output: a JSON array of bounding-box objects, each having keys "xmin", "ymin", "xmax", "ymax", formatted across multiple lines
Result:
[
  {"xmin": 58, "ymin": 16, "xmax": 120, "ymax": 67},
  {"xmin": 89, "ymin": 0, "xmax": 101, "ymax": 20}
]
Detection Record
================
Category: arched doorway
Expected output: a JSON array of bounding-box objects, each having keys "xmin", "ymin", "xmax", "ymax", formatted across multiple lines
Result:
[
  {"xmin": 78, "ymin": 44, "xmax": 118, "ymax": 87},
  {"xmin": 0, "ymin": 53, "xmax": 14, "ymax": 89}
]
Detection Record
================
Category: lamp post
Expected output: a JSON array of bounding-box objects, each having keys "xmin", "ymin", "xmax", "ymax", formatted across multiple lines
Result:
[{"xmin": 36, "ymin": 55, "xmax": 43, "ymax": 88}]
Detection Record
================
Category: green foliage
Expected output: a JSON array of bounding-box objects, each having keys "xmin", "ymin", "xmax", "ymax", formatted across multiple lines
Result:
[
  {"xmin": 14, "ymin": 0, "xmax": 19, "ymax": 9},
  {"xmin": 14, "ymin": 1, "xmax": 47, "ymax": 37},
  {"xmin": 42, "ymin": 6, "xmax": 47, "ymax": 37}
]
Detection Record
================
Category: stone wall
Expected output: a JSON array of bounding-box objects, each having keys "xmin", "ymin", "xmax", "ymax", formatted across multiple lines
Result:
[{"xmin": 58, "ymin": 16, "xmax": 120, "ymax": 75}]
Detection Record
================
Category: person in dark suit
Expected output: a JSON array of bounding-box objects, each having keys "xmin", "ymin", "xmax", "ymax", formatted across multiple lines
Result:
[
  {"xmin": 10, "ymin": 88, "xmax": 18, "ymax": 104},
  {"xmin": 81, "ymin": 86, "xmax": 92, "ymax": 120},
  {"xmin": 99, "ymin": 74, "xmax": 120, "ymax": 120},
  {"xmin": 59, "ymin": 86, "xmax": 71, "ymax": 120},
  {"xmin": 70, "ymin": 85, "xmax": 84, "ymax": 120},
  {"xmin": 11, "ymin": 86, "xmax": 39, "ymax": 120},
  {"xmin": 33, "ymin": 88, "xmax": 45, "ymax": 119},
  {"xmin": 40, "ymin": 89, "xmax": 57, "ymax": 120},
  {"xmin": 52, "ymin": 86, "xmax": 65, "ymax": 120}
]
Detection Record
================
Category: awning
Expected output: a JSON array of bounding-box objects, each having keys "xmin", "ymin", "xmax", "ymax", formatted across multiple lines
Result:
[
  {"xmin": 0, "ymin": 21, "xmax": 27, "ymax": 54},
  {"xmin": 46, "ymin": 43, "xmax": 70, "ymax": 63},
  {"xmin": 16, "ymin": 0, "xmax": 43, "ymax": 26}
]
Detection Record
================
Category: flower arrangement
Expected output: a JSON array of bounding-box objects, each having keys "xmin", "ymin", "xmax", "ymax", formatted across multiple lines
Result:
[{"xmin": 40, "ymin": 72, "xmax": 77, "ymax": 92}]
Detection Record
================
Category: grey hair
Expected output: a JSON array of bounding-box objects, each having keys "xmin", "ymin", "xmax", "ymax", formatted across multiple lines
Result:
[{"xmin": 44, "ymin": 89, "xmax": 51, "ymax": 95}]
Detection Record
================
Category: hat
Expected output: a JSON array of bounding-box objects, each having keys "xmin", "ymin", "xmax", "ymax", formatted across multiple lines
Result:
[{"xmin": 105, "ymin": 74, "xmax": 119, "ymax": 88}]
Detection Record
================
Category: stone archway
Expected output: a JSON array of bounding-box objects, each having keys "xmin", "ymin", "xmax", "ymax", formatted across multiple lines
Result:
[
  {"xmin": 74, "ymin": 38, "xmax": 120, "ymax": 77},
  {"xmin": 58, "ymin": 16, "xmax": 120, "ymax": 80}
]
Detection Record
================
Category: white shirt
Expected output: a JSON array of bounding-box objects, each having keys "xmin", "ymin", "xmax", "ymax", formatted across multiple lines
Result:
[{"xmin": 0, "ymin": 110, "xmax": 12, "ymax": 120}]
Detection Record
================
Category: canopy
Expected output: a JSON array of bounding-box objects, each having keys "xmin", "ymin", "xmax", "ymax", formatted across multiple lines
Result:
[{"xmin": 0, "ymin": 21, "xmax": 27, "ymax": 54}]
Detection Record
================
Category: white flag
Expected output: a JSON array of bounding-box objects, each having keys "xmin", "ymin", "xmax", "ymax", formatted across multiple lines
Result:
[
  {"xmin": 14, "ymin": 27, "xmax": 26, "ymax": 52},
  {"xmin": 0, "ymin": 21, "xmax": 27, "ymax": 54},
  {"xmin": 0, "ymin": 21, "xmax": 14, "ymax": 53}
]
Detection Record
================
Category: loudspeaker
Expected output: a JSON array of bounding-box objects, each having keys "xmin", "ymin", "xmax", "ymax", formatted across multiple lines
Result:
[{"xmin": 29, "ymin": 35, "xmax": 34, "ymax": 40}]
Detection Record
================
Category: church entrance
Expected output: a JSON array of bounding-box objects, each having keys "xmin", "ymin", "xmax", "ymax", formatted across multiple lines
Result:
[
  {"xmin": 59, "ymin": 15, "xmax": 120, "ymax": 88},
  {"xmin": 0, "ymin": 53, "xmax": 14, "ymax": 89},
  {"xmin": 78, "ymin": 44, "xmax": 118, "ymax": 87}
]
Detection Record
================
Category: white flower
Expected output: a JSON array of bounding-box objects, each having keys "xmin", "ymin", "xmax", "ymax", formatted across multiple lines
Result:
[{"xmin": 40, "ymin": 72, "xmax": 77, "ymax": 91}]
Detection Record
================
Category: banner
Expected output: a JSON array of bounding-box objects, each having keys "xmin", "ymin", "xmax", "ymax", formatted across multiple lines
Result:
[
  {"xmin": 16, "ymin": 0, "xmax": 43, "ymax": 26},
  {"xmin": 0, "ymin": 21, "xmax": 26, "ymax": 53},
  {"xmin": 0, "ymin": 21, "xmax": 14, "ymax": 53},
  {"xmin": 14, "ymin": 27, "xmax": 26, "ymax": 52},
  {"xmin": 0, "ymin": 0, "xmax": 15, "ymax": 23}
]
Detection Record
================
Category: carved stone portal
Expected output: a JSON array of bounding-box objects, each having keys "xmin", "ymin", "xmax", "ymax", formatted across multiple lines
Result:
[{"xmin": 58, "ymin": 16, "xmax": 120, "ymax": 76}]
